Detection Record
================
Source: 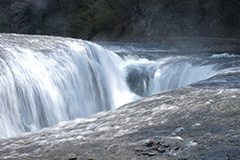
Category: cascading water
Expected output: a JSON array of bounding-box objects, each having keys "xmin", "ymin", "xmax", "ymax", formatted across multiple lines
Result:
[
  {"xmin": 0, "ymin": 34, "xmax": 136, "ymax": 138},
  {"xmin": 98, "ymin": 41, "xmax": 240, "ymax": 96},
  {"xmin": 1, "ymin": 34, "xmax": 240, "ymax": 139},
  {"xmin": 123, "ymin": 55, "xmax": 218, "ymax": 96}
]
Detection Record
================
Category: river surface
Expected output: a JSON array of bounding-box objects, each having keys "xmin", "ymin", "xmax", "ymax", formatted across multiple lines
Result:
[
  {"xmin": 97, "ymin": 41, "xmax": 240, "ymax": 90},
  {"xmin": 0, "ymin": 34, "xmax": 240, "ymax": 139}
]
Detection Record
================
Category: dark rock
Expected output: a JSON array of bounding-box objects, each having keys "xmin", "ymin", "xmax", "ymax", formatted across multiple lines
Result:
[
  {"xmin": 142, "ymin": 152, "xmax": 148, "ymax": 155},
  {"xmin": 158, "ymin": 148, "xmax": 166, "ymax": 153},
  {"xmin": 162, "ymin": 144, "xmax": 170, "ymax": 148},
  {"xmin": 174, "ymin": 147, "xmax": 180, "ymax": 151}
]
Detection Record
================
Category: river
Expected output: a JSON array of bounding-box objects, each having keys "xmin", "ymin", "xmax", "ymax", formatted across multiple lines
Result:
[{"xmin": 0, "ymin": 34, "xmax": 240, "ymax": 139}]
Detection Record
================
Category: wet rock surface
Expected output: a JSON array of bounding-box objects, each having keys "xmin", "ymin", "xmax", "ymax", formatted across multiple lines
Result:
[
  {"xmin": 134, "ymin": 137, "xmax": 183, "ymax": 157},
  {"xmin": 0, "ymin": 86, "xmax": 240, "ymax": 160}
]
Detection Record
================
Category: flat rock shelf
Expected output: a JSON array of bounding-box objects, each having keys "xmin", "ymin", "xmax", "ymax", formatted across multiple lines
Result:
[{"xmin": 0, "ymin": 86, "xmax": 239, "ymax": 160}]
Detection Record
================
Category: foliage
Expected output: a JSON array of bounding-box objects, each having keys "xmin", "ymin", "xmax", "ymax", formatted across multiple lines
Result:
[
  {"xmin": 3, "ymin": 0, "xmax": 240, "ymax": 39},
  {"xmin": 71, "ymin": 0, "xmax": 139, "ymax": 39}
]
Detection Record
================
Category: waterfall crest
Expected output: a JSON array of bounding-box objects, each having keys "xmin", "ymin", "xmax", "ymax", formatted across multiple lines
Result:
[{"xmin": 0, "ymin": 34, "xmax": 135, "ymax": 138}]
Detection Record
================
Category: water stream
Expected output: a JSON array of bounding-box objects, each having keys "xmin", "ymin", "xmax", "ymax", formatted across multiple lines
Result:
[{"xmin": 0, "ymin": 34, "xmax": 240, "ymax": 139}]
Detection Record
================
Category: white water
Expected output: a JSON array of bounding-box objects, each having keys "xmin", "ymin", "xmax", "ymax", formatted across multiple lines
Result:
[
  {"xmin": 123, "ymin": 55, "xmax": 218, "ymax": 96},
  {"xmin": 211, "ymin": 53, "xmax": 240, "ymax": 58},
  {"xmin": 1, "ymin": 34, "xmax": 237, "ymax": 139},
  {"xmin": 0, "ymin": 34, "xmax": 136, "ymax": 138}
]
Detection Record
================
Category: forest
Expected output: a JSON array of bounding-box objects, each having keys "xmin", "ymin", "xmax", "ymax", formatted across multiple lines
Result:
[{"xmin": 1, "ymin": 0, "xmax": 240, "ymax": 40}]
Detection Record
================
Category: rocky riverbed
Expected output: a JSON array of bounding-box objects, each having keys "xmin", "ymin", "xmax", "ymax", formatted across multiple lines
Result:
[{"xmin": 0, "ymin": 85, "xmax": 239, "ymax": 160}]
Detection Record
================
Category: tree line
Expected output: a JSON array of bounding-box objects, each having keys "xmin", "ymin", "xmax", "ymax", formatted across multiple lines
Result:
[{"xmin": 1, "ymin": 0, "xmax": 240, "ymax": 39}]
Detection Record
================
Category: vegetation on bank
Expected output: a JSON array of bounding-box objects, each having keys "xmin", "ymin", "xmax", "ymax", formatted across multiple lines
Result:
[{"xmin": 1, "ymin": 0, "xmax": 240, "ymax": 39}]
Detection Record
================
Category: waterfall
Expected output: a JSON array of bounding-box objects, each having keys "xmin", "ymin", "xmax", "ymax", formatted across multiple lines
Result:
[
  {"xmin": 0, "ymin": 34, "xmax": 136, "ymax": 138},
  {"xmin": 1, "ymin": 34, "xmax": 234, "ymax": 139},
  {"xmin": 123, "ymin": 55, "xmax": 219, "ymax": 96}
]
